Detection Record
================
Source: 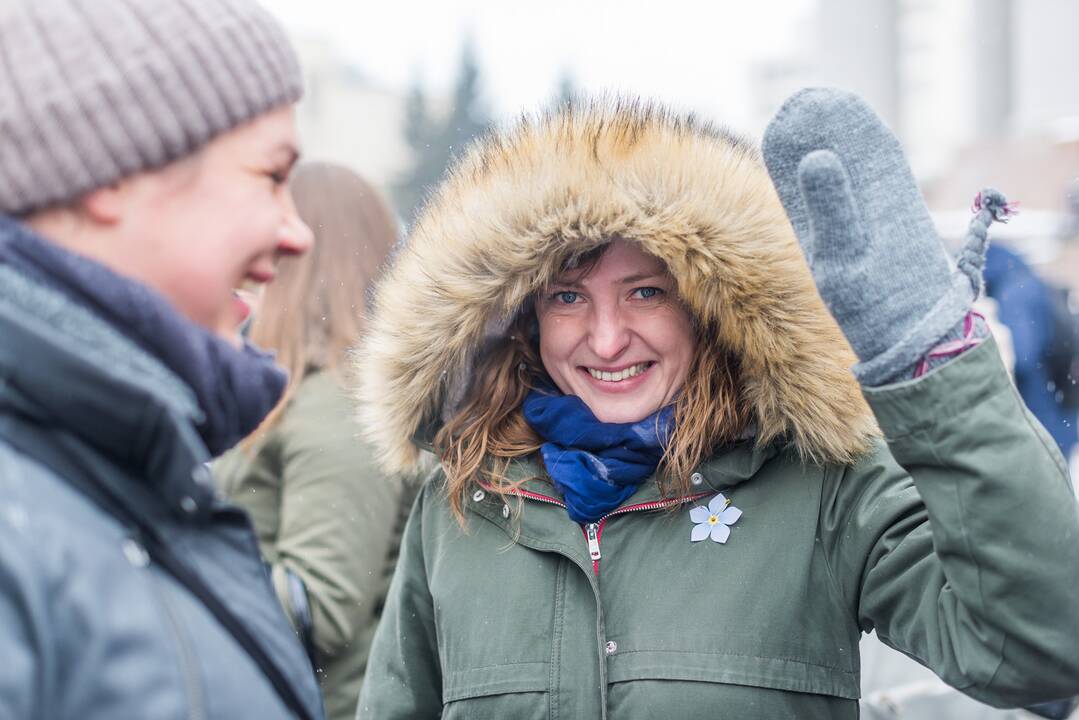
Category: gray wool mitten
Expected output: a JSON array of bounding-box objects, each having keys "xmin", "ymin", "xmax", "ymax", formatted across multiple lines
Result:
[{"xmin": 762, "ymin": 87, "xmax": 1011, "ymax": 386}]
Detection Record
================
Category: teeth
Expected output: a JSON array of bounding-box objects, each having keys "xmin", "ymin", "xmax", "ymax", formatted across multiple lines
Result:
[{"xmin": 587, "ymin": 362, "xmax": 649, "ymax": 382}]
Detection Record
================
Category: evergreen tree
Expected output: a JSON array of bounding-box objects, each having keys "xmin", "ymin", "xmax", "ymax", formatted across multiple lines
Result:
[
  {"xmin": 555, "ymin": 70, "xmax": 578, "ymax": 109},
  {"xmin": 394, "ymin": 38, "xmax": 491, "ymax": 224}
]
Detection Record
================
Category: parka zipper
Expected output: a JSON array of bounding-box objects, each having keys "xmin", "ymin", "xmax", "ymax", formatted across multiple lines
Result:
[
  {"xmin": 583, "ymin": 494, "xmax": 712, "ymax": 573},
  {"xmin": 504, "ymin": 487, "xmax": 712, "ymax": 575},
  {"xmin": 586, "ymin": 523, "xmax": 601, "ymax": 562}
]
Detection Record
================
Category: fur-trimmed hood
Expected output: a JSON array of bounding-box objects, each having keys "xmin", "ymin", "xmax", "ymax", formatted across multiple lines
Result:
[{"xmin": 357, "ymin": 100, "xmax": 876, "ymax": 473}]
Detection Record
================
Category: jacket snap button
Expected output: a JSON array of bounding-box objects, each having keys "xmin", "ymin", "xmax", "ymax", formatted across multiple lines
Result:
[
  {"xmin": 179, "ymin": 496, "xmax": 198, "ymax": 514},
  {"xmin": 472, "ymin": 490, "xmax": 485, "ymax": 502},
  {"xmin": 191, "ymin": 464, "xmax": 212, "ymax": 486},
  {"xmin": 690, "ymin": 472, "xmax": 704, "ymax": 486},
  {"xmin": 502, "ymin": 504, "xmax": 510, "ymax": 518},
  {"xmin": 605, "ymin": 640, "xmax": 618, "ymax": 656},
  {"xmin": 122, "ymin": 538, "xmax": 150, "ymax": 568}
]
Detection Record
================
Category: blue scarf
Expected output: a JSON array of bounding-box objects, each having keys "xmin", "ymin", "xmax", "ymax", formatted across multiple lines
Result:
[{"xmin": 523, "ymin": 384, "xmax": 674, "ymax": 523}]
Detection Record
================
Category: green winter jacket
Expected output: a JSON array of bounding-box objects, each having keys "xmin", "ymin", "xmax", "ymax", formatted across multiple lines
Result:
[
  {"xmin": 359, "ymin": 339, "xmax": 1079, "ymax": 719},
  {"xmin": 352, "ymin": 102, "xmax": 1079, "ymax": 719},
  {"xmin": 216, "ymin": 371, "xmax": 412, "ymax": 720}
]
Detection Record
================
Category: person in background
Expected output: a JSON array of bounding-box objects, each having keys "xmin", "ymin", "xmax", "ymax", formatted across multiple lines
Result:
[
  {"xmin": 0, "ymin": 1, "xmax": 325, "ymax": 718},
  {"xmin": 215, "ymin": 162, "xmax": 407, "ymax": 720},
  {"xmin": 983, "ymin": 243, "xmax": 1077, "ymax": 458}
]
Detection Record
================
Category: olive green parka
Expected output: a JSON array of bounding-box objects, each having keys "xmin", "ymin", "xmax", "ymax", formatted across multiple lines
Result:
[{"xmin": 353, "ymin": 101, "xmax": 1079, "ymax": 719}]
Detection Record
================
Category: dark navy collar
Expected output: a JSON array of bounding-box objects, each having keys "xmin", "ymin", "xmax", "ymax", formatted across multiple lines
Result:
[{"xmin": 0, "ymin": 215, "xmax": 285, "ymax": 457}]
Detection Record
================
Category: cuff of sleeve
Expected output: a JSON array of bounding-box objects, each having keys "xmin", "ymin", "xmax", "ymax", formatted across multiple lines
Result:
[{"xmin": 861, "ymin": 335, "xmax": 1010, "ymax": 438}]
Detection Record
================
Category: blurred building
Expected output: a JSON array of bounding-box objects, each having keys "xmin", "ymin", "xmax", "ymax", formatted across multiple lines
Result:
[
  {"xmin": 749, "ymin": 0, "xmax": 1078, "ymax": 178},
  {"xmin": 896, "ymin": 0, "xmax": 1012, "ymax": 180},
  {"xmin": 749, "ymin": 0, "xmax": 899, "ymax": 138},
  {"xmin": 287, "ymin": 34, "xmax": 413, "ymax": 197},
  {"xmin": 817, "ymin": 0, "xmax": 901, "ymax": 130},
  {"xmin": 751, "ymin": 0, "xmax": 1079, "ymax": 286}
]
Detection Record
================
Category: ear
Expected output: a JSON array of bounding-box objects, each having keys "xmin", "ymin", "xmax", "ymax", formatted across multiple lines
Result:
[{"xmin": 76, "ymin": 180, "xmax": 130, "ymax": 225}]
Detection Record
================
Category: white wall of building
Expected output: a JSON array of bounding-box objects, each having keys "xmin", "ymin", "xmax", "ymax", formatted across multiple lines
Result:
[
  {"xmin": 290, "ymin": 34, "xmax": 413, "ymax": 196},
  {"xmin": 1011, "ymin": 0, "xmax": 1079, "ymax": 135}
]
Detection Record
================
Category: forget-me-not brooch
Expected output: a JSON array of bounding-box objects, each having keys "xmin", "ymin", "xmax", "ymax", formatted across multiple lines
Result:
[{"xmin": 690, "ymin": 493, "xmax": 742, "ymax": 543}]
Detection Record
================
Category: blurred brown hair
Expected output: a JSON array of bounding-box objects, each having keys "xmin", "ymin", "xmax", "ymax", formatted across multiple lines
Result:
[{"xmin": 246, "ymin": 162, "xmax": 398, "ymax": 438}]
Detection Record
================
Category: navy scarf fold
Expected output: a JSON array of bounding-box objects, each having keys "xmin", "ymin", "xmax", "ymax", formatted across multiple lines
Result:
[
  {"xmin": 0, "ymin": 216, "xmax": 285, "ymax": 457},
  {"xmin": 523, "ymin": 383, "xmax": 674, "ymax": 523}
]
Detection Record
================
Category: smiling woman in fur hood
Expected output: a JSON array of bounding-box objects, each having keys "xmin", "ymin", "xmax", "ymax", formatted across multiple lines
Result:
[{"xmin": 354, "ymin": 90, "xmax": 1079, "ymax": 720}]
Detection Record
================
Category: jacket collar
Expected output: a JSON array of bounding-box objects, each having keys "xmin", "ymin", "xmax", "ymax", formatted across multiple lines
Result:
[
  {"xmin": 0, "ymin": 216, "xmax": 285, "ymax": 457},
  {"xmin": 474, "ymin": 440, "xmax": 778, "ymax": 525},
  {"xmin": 0, "ymin": 296, "xmax": 217, "ymax": 520},
  {"xmin": 0, "ymin": 216, "xmax": 229, "ymax": 520},
  {"xmin": 466, "ymin": 442, "xmax": 779, "ymax": 575}
]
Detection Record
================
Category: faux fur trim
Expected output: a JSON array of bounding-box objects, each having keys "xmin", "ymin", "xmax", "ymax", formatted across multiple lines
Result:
[{"xmin": 357, "ymin": 99, "xmax": 876, "ymax": 472}]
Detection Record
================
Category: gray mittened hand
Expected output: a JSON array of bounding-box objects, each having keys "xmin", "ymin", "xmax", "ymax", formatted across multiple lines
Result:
[{"xmin": 762, "ymin": 87, "xmax": 1007, "ymax": 385}]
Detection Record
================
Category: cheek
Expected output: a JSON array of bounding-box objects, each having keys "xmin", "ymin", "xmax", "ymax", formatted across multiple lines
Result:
[
  {"xmin": 538, "ymin": 313, "xmax": 583, "ymax": 376},
  {"xmin": 128, "ymin": 174, "xmax": 279, "ymax": 329},
  {"xmin": 145, "ymin": 222, "xmax": 246, "ymax": 326},
  {"xmin": 212, "ymin": 189, "xmax": 277, "ymax": 241},
  {"xmin": 161, "ymin": 252, "xmax": 234, "ymax": 322},
  {"xmin": 183, "ymin": 197, "xmax": 275, "ymax": 272},
  {"xmin": 658, "ymin": 309, "xmax": 696, "ymax": 379}
]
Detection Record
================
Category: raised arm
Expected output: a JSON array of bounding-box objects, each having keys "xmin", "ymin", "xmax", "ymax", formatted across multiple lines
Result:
[{"xmin": 764, "ymin": 87, "xmax": 1079, "ymax": 707}]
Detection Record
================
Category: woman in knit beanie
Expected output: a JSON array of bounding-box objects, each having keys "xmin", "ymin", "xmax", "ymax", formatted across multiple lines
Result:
[{"xmin": 0, "ymin": 1, "xmax": 324, "ymax": 718}]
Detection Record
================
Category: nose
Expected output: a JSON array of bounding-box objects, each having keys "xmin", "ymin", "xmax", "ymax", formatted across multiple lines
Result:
[
  {"xmin": 587, "ymin": 302, "xmax": 631, "ymax": 360},
  {"xmin": 276, "ymin": 192, "xmax": 314, "ymax": 256}
]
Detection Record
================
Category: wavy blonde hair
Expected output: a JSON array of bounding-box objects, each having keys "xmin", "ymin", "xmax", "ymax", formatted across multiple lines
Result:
[{"xmin": 434, "ymin": 244, "xmax": 751, "ymax": 525}]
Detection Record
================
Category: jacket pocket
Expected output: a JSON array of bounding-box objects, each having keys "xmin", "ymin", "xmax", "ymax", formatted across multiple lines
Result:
[
  {"xmin": 606, "ymin": 649, "xmax": 860, "ymax": 719},
  {"xmin": 440, "ymin": 661, "xmax": 549, "ymax": 720},
  {"xmin": 608, "ymin": 649, "xmax": 859, "ymax": 697}
]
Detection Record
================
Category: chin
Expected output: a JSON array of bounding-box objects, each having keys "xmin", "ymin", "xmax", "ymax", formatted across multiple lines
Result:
[{"xmin": 587, "ymin": 401, "xmax": 656, "ymax": 425}]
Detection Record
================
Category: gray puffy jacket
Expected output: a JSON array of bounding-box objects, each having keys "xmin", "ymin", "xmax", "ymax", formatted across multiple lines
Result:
[{"xmin": 0, "ymin": 266, "xmax": 324, "ymax": 719}]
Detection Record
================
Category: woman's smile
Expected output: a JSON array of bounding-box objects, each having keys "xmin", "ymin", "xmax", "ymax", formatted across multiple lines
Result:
[{"xmin": 579, "ymin": 361, "xmax": 656, "ymax": 392}]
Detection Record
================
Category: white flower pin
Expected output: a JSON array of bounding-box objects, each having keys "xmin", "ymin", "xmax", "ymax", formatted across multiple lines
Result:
[{"xmin": 689, "ymin": 493, "xmax": 742, "ymax": 543}]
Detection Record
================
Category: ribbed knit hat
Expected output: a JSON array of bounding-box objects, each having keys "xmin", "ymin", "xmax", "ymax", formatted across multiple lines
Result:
[{"xmin": 0, "ymin": 0, "xmax": 304, "ymax": 216}]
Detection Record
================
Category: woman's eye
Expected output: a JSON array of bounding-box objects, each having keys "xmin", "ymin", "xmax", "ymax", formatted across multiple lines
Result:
[
  {"xmin": 555, "ymin": 291, "xmax": 579, "ymax": 304},
  {"xmin": 268, "ymin": 170, "xmax": 289, "ymax": 185},
  {"xmin": 634, "ymin": 287, "xmax": 663, "ymax": 299}
]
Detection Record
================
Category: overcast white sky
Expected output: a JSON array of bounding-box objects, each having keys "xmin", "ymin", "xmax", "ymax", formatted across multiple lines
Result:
[{"xmin": 260, "ymin": 0, "xmax": 814, "ymax": 132}]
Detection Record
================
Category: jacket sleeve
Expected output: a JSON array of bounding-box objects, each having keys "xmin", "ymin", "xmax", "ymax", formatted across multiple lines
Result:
[
  {"xmin": 355, "ymin": 479, "xmax": 442, "ymax": 719},
  {"xmin": 820, "ymin": 337, "xmax": 1079, "ymax": 708},
  {"xmin": 270, "ymin": 376, "xmax": 405, "ymax": 660}
]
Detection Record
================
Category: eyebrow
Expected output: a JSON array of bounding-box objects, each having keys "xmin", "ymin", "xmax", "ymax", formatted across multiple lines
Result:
[
  {"xmin": 616, "ymin": 272, "xmax": 665, "ymax": 284},
  {"xmin": 548, "ymin": 272, "xmax": 666, "ymax": 290},
  {"xmin": 272, "ymin": 143, "xmax": 300, "ymax": 169},
  {"xmin": 548, "ymin": 280, "xmax": 583, "ymax": 290}
]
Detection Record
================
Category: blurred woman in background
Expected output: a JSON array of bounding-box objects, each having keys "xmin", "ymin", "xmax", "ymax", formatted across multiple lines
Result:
[{"xmin": 215, "ymin": 162, "xmax": 404, "ymax": 720}]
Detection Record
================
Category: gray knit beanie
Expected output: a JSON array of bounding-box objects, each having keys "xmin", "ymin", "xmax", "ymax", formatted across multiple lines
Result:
[{"xmin": 0, "ymin": 0, "xmax": 304, "ymax": 216}]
